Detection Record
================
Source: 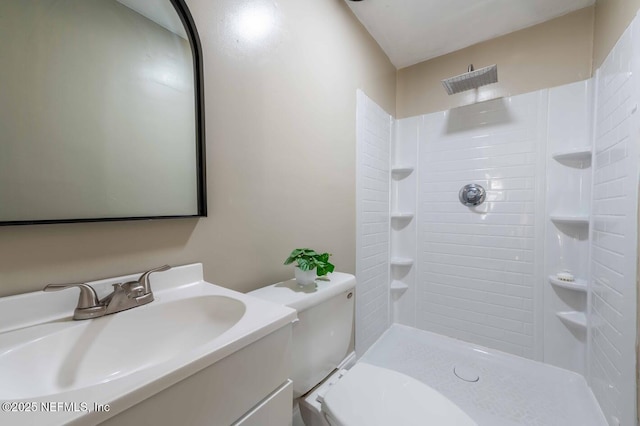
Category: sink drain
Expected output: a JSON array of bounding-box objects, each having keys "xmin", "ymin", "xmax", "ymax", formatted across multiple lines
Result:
[{"xmin": 453, "ymin": 366, "xmax": 480, "ymax": 382}]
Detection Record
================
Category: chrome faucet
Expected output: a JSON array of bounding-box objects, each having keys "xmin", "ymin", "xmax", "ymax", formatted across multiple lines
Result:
[{"xmin": 43, "ymin": 265, "xmax": 171, "ymax": 320}]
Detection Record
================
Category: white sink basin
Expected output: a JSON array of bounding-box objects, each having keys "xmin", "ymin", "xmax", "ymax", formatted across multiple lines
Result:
[
  {"xmin": 0, "ymin": 295, "xmax": 246, "ymax": 400},
  {"xmin": 0, "ymin": 264, "xmax": 296, "ymax": 425}
]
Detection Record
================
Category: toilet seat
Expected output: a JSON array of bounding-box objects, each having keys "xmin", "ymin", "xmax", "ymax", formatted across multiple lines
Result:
[{"xmin": 321, "ymin": 362, "xmax": 477, "ymax": 426}]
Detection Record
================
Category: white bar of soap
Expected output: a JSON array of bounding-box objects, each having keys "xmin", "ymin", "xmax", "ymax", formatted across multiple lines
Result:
[{"xmin": 557, "ymin": 271, "xmax": 575, "ymax": 282}]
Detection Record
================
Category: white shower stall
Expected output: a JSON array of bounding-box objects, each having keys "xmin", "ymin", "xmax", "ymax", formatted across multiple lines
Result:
[{"xmin": 355, "ymin": 14, "xmax": 640, "ymax": 426}]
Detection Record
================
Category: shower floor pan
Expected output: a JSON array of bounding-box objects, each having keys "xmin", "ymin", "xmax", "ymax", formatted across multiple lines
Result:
[{"xmin": 361, "ymin": 325, "xmax": 606, "ymax": 426}]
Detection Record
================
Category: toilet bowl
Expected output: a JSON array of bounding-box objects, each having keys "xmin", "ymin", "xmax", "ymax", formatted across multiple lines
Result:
[{"xmin": 249, "ymin": 273, "xmax": 476, "ymax": 426}]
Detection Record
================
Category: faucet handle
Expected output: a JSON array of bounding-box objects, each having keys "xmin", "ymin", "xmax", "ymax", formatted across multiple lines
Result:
[
  {"xmin": 43, "ymin": 283, "xmax": 106, "ymax": 319},
  {"xmin": 43, "ymin": 283, "xmax": 100, "ymax": 309},
  {"xmin": 137, "ymin": 265, "xmax": 171, "ymax": 294}
]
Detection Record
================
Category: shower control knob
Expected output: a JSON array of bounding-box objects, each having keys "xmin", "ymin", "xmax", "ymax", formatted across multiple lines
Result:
[{"xmin": 459, "ymin": 184, "xmax": 486, "ymax": 207}]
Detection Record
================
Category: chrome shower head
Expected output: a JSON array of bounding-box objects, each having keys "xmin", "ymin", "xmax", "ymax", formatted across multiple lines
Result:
[{"xmin": 441, "ymin": 64, "xmax": 498, "ymax": 95}]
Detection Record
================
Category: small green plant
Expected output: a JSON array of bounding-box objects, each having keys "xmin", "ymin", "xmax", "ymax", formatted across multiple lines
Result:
[{"xmin": 284, "ymin": 248, "xmax": 335, "ymax": 277}]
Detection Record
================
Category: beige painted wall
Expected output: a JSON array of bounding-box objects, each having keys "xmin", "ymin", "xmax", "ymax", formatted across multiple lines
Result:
[
  {"xmin": 396, "ymin": 7, "xmax": 595, "ymax": 118},
  {"xmin": 0, "ymin": 0, "xmax": 395, "ymax": 297},
  {"xmin": 594, "ymin": 0, "xmax": 640, "ymax": 68}
]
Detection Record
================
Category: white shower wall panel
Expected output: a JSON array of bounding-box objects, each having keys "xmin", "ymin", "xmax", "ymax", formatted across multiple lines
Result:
[
  {"xmin": 355, "ymin": 90, "xmax": 392, "ymax": 355},
  {"xmin": 588, "ymin": 16, "xmax": 639, "ymax": 426},
  {"xmin": 416, "ymin": 92, "xmax": 547, "ymax": 359}
]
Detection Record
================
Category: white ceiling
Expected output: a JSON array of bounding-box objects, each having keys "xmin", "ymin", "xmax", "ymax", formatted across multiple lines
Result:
[
  {"xmin": 345, "ymin": 0, "xmax": 595, "ymax": 69},
  {"xmin": 117, "ymin": 0, "xmax": 188, "ymax": 39}
]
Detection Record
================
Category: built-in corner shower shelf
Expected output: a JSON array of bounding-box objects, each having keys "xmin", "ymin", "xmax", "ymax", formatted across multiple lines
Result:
[
  {"xmin": 391, "ymin": 212, "xmax": 414, "ymax": 220},
  {"xmin": 390, "ymin": 281, "xmax": 409, "ymax": 297},
  {"xmin": 548, "ymin": 275, "xmax": 587, "ymax": 292},
  {"xmin": 391, "ymin": 166, "xmax": 414, "ymax": 176},
  {"xmin": 556, "ymin": 311, "xmax": 587, "ymax": 329},
  {"xmin": 550, "ymin": 214, "xmax": 590, "ymax": 225},
  {"xmin": 551, "ymin": 147, "xmax": 592, "ymax": 163},
  {"xmin": 390, "ymin": 257, "xmax": 414, "ymax": 267}
]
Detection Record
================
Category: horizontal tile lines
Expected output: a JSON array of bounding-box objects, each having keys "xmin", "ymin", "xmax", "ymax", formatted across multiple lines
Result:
[
  {"xmin": 359, "ymin": 322, "xmax": 385, "ymax": 339},
  {"xmin": 419, "ymin": 305, "xmax": 533, "ymax": 347},
  {"xmin": 359, "ymin": 318, "xmax": 385, "ymax": 336},
  {"xmin": 420, "ymin": 176, "xmax": 536, "ymax": 182},
  {"xmin": 421, "ymin": 168, "xmax": 536, "ymax": 179},
  {"xmin": 593, "ymin": 173, "xmax": 629, "ymax": 187},
  {"xmin": 592, "ymin": 280, "xmax": 625, "ymax": 302},
  {"xmin": 422, "ymin": 221, "xmax": 534, "ymax": 228},
  {"xmin": 360, "ymin": 300, "xmax": 386, "ymax": 314},
  {"xmin": 599, "ymin": 96, "xmax": 632, "ymax": 128},
  {"xmin": 594, "ymin": 138, "xmax": 631, "ymax": 157},
  {"xmin": 360, "ymin": 187, "xmax": 388, "ymax": 195},
  {"xmin": 593, "ymin": 228, "xmax": 626, "ymax": 238},
  {"xmin": 361, "ymin": 162, "xmax": 389, "ymax": 172},
  {"xmin": 590, "ymin": 358, "xmax": 617, "ymax": 402},
  {"xmin": 421, "ymin": 249, "xmax": 532, "ymax": 264},
  {"xmin": 419, "ymin": 264, "xmax": 532, "ymax": 287},
  {"xmin": 597, "ymin": 122, "xmax": 631, "ymax": 146},
  {"xmin": 600, "ymin": 68, "xmax": 631, "ymax": 95},
  {"xmin": 420, "ymin": 303, "xmax": 534, "ymax": 342},
  {"xmin": 360, "ymin": 173, "xmax": 388, "ymax": 182},
  {"xmin": 421, "ymin": 188, "xmax": 535, "ymax": 196},
  {"xmin": 423, "ymin": 229, "xmax": 534, "ymax": 239},
  {"xmin": 591, "ymin": 323, "xmax": 623, "ymax": 370},
  {"xmin": 421, "ymin": 164, "xmax": 537, "ymax": 176},
  {"xmin": 426, "ymin": 146, "xmax": 539, "ymax": 165},
  {"xmin": 361, "ymin": 179, "xmax": 388, "ymax": 188},
  {"xmin": 421, "ymin": 198, "xmax": 536, "ymax": 203},
  {"xmin": 593, "ymin": 213, "xmax": 626, "ymax": 219},
  {"xmin": 361, "ymin": 142, "xmax": 388, "ymax": 154},
  {"xmin": 422, "ymin": 268, "xmax": 533, "ymax": 290},
  {"xmin": 359, "ymin": 266, "xmax": 387, "ymax": 276},
  {"xmin": 423, "ymin": 207, "xmax": 535, "ymax": 216},
  {"xmin": 422, "ymin": 239, "xmax": 534, "ymax": 253},
  {"xmin": 421, "ymin": 149, "xmax": 538, "ymax": 167},
  {"xmin": 421, "ymin": 204, "xmax": 536, "ymax": 212},
  {"xmin": 361, "ymin": 173, "xmax": 388, "ymax": 180},
  {"xmin": 360, "ymin": 291, "xmax": 386, "ymax": 307},
  {"xmin": 593, "ymin": 241, "xmax": 626, "ymax": 257},
  {"xmin": 591, "ymin": 341, "xmax": 621, "ymax": 390},
  {"xmin": 422, "ymin": 135, "xmax": 539, "ymax": 155},
  {"xmin": 599, "ymin": 82, "xmax": 632, "ymax": 121},
  {"xmin": 592, "ymin": 257, "xmax": 624, "ymax": 279},
  {"xmin": 593, "ymin": 173, "xmax": 628, "ymax": 187},
  {"xmin": 421, "ymin": 211, "xmax": 535, "ymax": 218},
  {"xmin": 591, "ymin": 193, "xmax": 627, "ymax": 203},
  {"xmin": 421, "ymin": 170, "xmax": 537, "ymax": 181},
  {"xmin": 593, "ymin": 286, "xmax": 625, "ymax": 311},
  {"xmin": 421, "ymin": 259, "xmax": 531, "ymax": 277},
  {"xmin": 362, "ymin": 132, "xmax": 388, "ymax": 144},
  {"xmin": 360, "ymin": 197, "xmax": 389, "ymax": 206},
  {"xmin": 596, "ymin": 111, "xmax": 632, "ymax": 139},
  {"xmin": 592, "ymin": 287, "xmax": 624, "ymax": 317},
  {"xmin": 422, "ymin": 282, "xmax": 532, "ymax": 311},
  {"xmin": 359, "ymin": 306, "xmax": 386, "ymax": 322}
]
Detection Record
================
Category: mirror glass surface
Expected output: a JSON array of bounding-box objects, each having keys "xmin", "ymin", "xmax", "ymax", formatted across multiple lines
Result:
[{"xmin": 0, "ymin": 0, "xmax": 205, "ymax": 225}]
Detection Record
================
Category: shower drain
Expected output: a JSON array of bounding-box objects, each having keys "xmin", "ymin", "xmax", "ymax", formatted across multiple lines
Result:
[{"xmin": 453, "ymin": 365, "xmax": 480, "ymax": 382}]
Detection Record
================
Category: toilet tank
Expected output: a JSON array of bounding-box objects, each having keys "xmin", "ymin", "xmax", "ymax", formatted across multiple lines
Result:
[{"xmin": 248, "ymin": 272, "xmax": 356, "ymax": 398}]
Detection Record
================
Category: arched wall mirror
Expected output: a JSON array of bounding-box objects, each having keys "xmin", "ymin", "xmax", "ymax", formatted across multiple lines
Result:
[{"xmin": 0, "ymin": 0, "xmax": 206, "ymax": 226}]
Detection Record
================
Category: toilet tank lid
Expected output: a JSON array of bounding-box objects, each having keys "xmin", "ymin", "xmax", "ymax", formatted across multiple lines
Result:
[{"xmin": 248, "ymin": 272, "xmax": 356, "ymax": 312}]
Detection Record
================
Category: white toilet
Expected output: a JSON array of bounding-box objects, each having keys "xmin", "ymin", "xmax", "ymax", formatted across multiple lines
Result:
[{"xmin": 249, "ymin": 272, "xmax": 476, "ymax": 426}]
